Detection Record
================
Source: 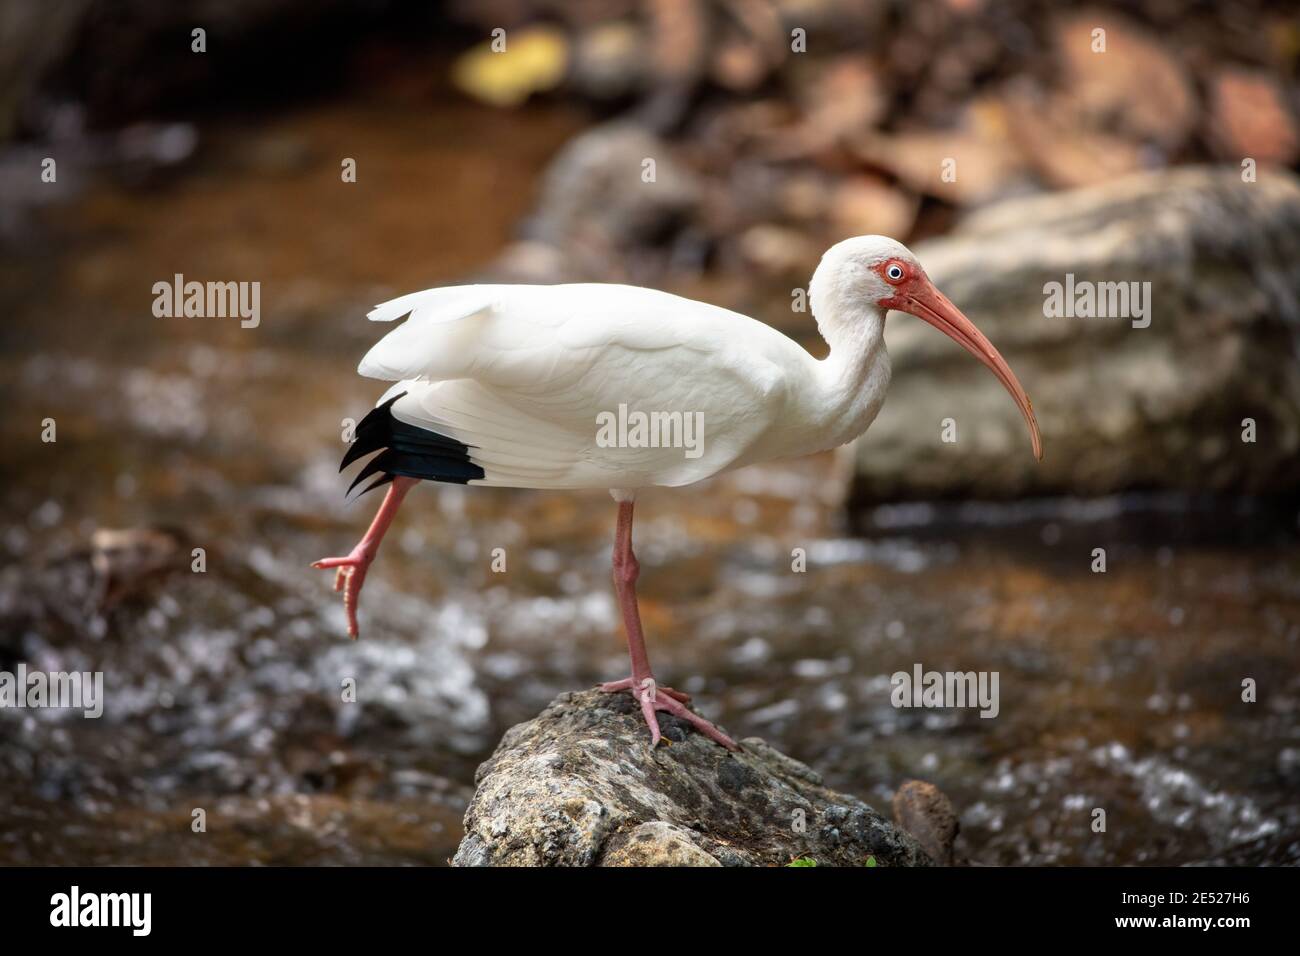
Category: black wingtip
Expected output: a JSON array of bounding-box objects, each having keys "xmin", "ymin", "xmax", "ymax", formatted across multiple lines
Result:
[
  {"xmin": 341, "ymin": 393, "xmax": 406, "ymax": 473},
  {"xmin": 338, "ymin": 391, "xmax": 484, "ymax": 496},
  {"xmin": 347, "ymin": 472, "xmax": 394, "ymax": 500}
]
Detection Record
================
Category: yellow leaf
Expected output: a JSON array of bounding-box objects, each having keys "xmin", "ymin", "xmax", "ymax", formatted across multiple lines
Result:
[{"xmin": 451, "ymin": 26, "xmax": 569, "ymax": 108}]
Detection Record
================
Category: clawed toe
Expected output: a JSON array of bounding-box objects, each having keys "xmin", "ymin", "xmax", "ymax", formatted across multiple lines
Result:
[
  {"xmin": 653, "ymin": 693, "xmax": 741, "ymax": 751},
  {"xmin": 598, "ymin": 677, "xmax": 739, "ymax": 751},
  {"xmin": 312, "ymin": 552, "xmax": 372, "ymax": 639},
  {"xmin": 598, "ymin": 676, "xmax": 691, "ymax": 703}
]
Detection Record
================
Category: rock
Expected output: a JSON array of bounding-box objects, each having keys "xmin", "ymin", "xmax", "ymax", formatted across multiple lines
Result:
[
  {"xmin": 602, "ymin": 821, "xmax": 722, "ymax": 867},
  {"xmin": 452, "ymin": 689, "xmax": 934, "ymax": 867},
  {"xmin": 892, "ymin": 779, "xmax": 959, "ymax": 865},
  {"xmin": 518, "ymin": 122, "xmax": 702, "ymax": 281},
  {"xmin": 848, "ymin": 167, "xmax": 1300, "ymax": 503},
  {"xmin": 90, "ymin": 526, "xmax": 183, "ymax": 610}
]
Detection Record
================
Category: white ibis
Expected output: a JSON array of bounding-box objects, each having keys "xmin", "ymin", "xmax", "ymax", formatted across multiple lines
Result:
[{"xmin": 314, "ymin": 235, "xmax": 1042, "ymax": 750}]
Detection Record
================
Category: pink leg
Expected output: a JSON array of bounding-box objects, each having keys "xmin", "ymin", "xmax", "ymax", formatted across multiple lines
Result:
[
  {"xmin": 598, "ymin": 500, "xmax": 739, "ymax": 751},
  {"xmin": 312, "ymin": 476, "xmax": 418, "ymax": 639}
]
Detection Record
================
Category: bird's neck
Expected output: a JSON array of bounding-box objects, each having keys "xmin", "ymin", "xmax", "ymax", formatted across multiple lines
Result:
[{"xmin": 807, "ymin": 305, "xmax": 891, "ymax": 451}]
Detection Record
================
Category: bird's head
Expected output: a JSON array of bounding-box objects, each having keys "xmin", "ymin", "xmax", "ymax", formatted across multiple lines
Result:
[{"xmin": 811, "ymin": 235, "xmax": 1043, "ymax": 461}]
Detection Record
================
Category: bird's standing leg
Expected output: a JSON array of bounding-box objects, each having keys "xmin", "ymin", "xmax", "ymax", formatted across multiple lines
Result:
[
  {"xmin": 598, "ymin": 500, "xmax": 739, "ymax": 751},
  {"xmin": 312, "ymin": 476, "xmax": 418, "ymax": 639}
]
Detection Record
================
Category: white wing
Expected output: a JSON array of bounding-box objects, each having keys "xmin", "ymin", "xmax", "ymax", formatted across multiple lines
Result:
[{"xmin": 352, "ymin": 284, "xmax": 815, "ymax": 490}]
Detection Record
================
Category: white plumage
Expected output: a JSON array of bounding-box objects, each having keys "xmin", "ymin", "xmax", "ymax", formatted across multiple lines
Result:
[
  {"xmin": 316, "ymin": 236, "xmax": 1041, "ymax": 749},
  {"xmin": 357, "ymin": 282, "xmax": 873, "ymax": 490}
]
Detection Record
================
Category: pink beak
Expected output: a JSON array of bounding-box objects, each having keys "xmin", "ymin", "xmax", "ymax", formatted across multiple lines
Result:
[{"xmin": 900, "ymin": 278, "xmax": 1043, "ymax": 461}]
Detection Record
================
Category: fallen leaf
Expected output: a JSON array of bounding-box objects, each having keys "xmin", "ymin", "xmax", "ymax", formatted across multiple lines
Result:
[
  {"xmin": 451, "ymin": 25, "xmax": 569, "ymax": 108},
  {"xmin": 1207, "ymin": 68, "xmax": 1299, "ymax": 165},
  {"xmin": 1053, "ymin": 11, "xmax": 1197, "ymax": 152},
  {"xmin": 829, "ymin": 176, "xmax": 919, "ymax": 239}
]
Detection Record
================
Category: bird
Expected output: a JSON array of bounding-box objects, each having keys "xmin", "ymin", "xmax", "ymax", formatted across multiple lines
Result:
[{"xmin": 313, "ymin": 235, "xmax": 1042, "ymax": 751}]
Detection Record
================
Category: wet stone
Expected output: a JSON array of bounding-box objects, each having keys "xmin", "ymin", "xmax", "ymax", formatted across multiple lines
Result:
[{"xmin": 453, "ymin": 689, "xmax": 933, "ymax": 867}]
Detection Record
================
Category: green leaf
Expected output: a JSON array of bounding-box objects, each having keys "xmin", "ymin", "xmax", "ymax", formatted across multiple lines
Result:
[
  {"xmin": 787, "ymin": 856, "xmax": 818, "ymax": 867},
  {"xmin": 864, "ymin": 856, "xmax": 878, "ymax": 867}
]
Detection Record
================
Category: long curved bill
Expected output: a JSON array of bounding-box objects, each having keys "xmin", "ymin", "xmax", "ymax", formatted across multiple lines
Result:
[{"xmin": 902, "ymin": 279, "xmax": 1043, "ymax": 461}]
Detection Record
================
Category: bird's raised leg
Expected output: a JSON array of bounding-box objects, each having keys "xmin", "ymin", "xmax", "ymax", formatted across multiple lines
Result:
[
  {"xmin": 598, "ymin": 500, "xmax": 739, "ymax": 751},
  {"xmin": 312, "ymin": 476, "xmax": 418, "ymax": 639}
]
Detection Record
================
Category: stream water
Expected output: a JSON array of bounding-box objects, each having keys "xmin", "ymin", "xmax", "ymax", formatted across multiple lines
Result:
[{"xmin": 1, "ymin": 93, "xmax": 1297, "ymax": 866}]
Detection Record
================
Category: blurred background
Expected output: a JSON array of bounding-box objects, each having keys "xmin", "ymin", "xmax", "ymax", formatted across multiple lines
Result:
[{"xmin": 1, "ymin": 0, "xmax": 1298, "ymax": 866}]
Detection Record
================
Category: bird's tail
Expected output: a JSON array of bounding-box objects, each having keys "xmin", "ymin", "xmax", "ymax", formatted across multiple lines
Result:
[{"xmin": 340, "ymin": 392, "xmax": 485, "ymax": 496}]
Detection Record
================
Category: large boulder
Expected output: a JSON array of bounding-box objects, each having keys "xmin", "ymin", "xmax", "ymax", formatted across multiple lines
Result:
[
  {"xmin": 848, "ymin": 166, "xmax": 1300, "ymax": 503},
  {"xmin": 452, "ymin": 689, "xmax": 936, "ymax": 867}
]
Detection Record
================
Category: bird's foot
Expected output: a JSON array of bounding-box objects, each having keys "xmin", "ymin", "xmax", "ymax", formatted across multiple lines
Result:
[
  {"xmin": 311, "ymin": 546, "xmax": 373, "ymax": 639},
  {"xmin": 599, "ymin": 676, "xmax": 740, "ymax": 751},
  {"xmin": 598, "ymin": 676, "xmax": 692, "ymax": 702}
]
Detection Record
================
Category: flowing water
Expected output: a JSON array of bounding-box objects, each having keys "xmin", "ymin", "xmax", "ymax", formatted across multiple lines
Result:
[{"xmin": 2, "ymin": 94, "xmax": 1297, "ymax": 866}]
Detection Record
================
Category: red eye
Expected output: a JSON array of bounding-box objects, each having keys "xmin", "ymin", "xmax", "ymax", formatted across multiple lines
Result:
[{"xmin": 884, "ymin": 262, "xmax": 905, "ymax": 283}]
